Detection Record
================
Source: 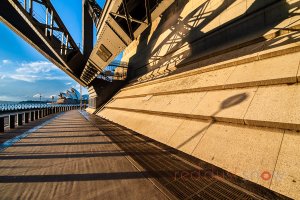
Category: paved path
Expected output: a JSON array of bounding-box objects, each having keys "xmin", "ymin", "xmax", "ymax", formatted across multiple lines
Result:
[
  {"xmin": 0, "ymin": 111, "xmax": 167, "ymax": 200},
  {"xmin": 0, "ymin": 110, "xmax": 288, "ymax": 200}
]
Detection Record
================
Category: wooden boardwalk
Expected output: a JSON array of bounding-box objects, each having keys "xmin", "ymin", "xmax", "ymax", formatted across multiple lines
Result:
[
  {"xmin": 0, "ymin": 111, "xmax": 166, "ymax": 200},
  {"xmin": 0, "ymin": 110, "xmax": 287, "ymax": 200}
]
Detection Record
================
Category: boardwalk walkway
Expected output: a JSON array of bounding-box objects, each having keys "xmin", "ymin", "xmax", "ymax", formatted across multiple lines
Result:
[
  {"xmin": 0, "ymin": 111, "xmax": 287, "ymax": 200},
  {"xmin": 0, "ymin": 111, "xmax": 166, "ymax": 200}
]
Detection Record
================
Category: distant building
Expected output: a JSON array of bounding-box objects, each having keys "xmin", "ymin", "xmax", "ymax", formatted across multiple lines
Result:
[{"xmin": 57, "ymin": 88, "xmax": 88, "ymax": 104}]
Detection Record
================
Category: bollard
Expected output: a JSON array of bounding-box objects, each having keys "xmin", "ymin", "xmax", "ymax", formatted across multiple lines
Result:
[
  {"xmin": 0, "ymin": 117, "xmax": 4, "ymax": 133},
  {"xmin": 9, "ymin": 115, "xmax": 15, "ymax": 129},
  {"xmin": 31, "ymin": 111, "xmax": 35, "ymax": 121},
  {"xmin": 18, "ymin": 113, "xmax": 23, "ymax": 126},
  {"xmin": 25, "ymin": 112, "xmax": 29, "ymax": 123}
]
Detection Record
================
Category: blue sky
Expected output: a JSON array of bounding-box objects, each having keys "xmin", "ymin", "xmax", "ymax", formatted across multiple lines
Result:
[{"xmin": 0, "ymin": 0, "xmax": 106, "ymax": 101}]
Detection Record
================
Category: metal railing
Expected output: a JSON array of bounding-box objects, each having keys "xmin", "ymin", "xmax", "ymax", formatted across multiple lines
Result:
[{"xmin": 0, "ymin": 104, "xmax": 87, "ymax": 133}]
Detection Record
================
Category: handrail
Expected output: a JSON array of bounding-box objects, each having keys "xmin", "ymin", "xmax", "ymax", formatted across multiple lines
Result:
[{"xmin": 0, "ymin": 104, "xmax": 87, "ymax": 133}]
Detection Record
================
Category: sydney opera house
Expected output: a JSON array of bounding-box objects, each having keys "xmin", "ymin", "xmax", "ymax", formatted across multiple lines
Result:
[{"xmin": 56, "ymin": 88, "xmax": 88, "ymax": 104}]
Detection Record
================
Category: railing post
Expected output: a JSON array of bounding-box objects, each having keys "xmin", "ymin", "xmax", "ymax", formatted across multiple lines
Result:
[
  {"xmin": 35, "ymin": 110, "xmax": 38, "ymax": 120},
  {"xmin": 31, "ymin": 111, "xmax": 35, "ymax": 121},
  {"xmin": 9, "ymin": 115, "xmax": 15, "ymax": 129},
  {"xmin": 18, "ymin": 113, "xmax": 23, "ymax": 126},
  {"xmin": 25, "ymin": 112, "xmax": 30, "ymax": 123},
  {"xmin": 0, "ymin": 117, "xmax": 4, "ymax": 133}
]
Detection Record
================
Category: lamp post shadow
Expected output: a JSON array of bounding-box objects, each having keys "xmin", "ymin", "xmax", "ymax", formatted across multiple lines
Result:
[{"xmin": 176, "ymin": 93, "xmax": 248, "ymax": 149}]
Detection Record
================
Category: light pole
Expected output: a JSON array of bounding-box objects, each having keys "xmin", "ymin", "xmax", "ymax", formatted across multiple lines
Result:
[{"xmin": 80, "ymin": 85, "xmax": 82, "ymax": 110}]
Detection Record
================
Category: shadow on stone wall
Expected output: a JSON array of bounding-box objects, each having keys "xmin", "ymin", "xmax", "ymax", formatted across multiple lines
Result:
[{"xmin": 128, "ymin": 0, "xmax": 295, "ymax": 82}]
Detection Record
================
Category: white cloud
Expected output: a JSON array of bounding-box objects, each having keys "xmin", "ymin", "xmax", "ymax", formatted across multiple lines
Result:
[
  {"xmin": 10, "ymin": 74, "xmax": 70, "ymax": 82},
  {"xmin": 16, "ymin": 61, "xmax": 56, "ymax": 74},
  {"xmin": 10, "ymin": 75, "xmax": 38, "ymax": 82},
  {"xmin": 66, "ymin": 82, "xmax": 72, "ymax": 85},
  {"xmin": 2, "ymin": 60, "xmax": 11, "ymax": 64},
  {"xmin": 45, "ymin": 76, "xmax": 71, "ymax": 81},
  {"xmin": 0, "ymin": 95, "xmax": 23, "ymax": 101},
  {"xmin": 33, "ymin": 93, "xmax": 41, "ymax": 98},
  {"xmin": 1, "ymin": 60, "xmax": 73, "ymax": 86}
]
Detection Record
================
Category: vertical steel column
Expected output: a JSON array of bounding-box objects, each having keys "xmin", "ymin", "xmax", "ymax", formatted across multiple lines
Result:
[
  {"xmin": 60, "ymin": 33, "xmax": 64, "ymax": 55},
  {"xmin": 18, "ymin": 113, "xmax": 23, "ymax": 126},
  {"xmin": 64, "ymin": 34, "xmax": 68, "ymax": 55},
  {"xmin": 82, "ymin": 0, "xmax": 94, "ymax": 61},
  {"xmin": 145, "ymin": 0, "xmax": 151, "ymax": 25},
  {"xmin": 45, "ymin": 7, "xmax": 49, "ymax": 36},
  {"xmin": 24, "ymin": 0, "xmax": 27, "ymax": 11},
  {"xmin": 29, "ymin": 0, "xmax": 33, "ymax": 15},
  {"xmin": 122, "ymin": 0, "xmax": 134, "ymax": 40},
  {"xmin": 50, "ymin": 10, "xmax": 54, "ymax": 36}
]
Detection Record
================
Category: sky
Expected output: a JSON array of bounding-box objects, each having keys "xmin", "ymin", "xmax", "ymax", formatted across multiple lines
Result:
[{"xmin": 0, "ymin": 0, "xmax": 106, "ymax": 101}]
